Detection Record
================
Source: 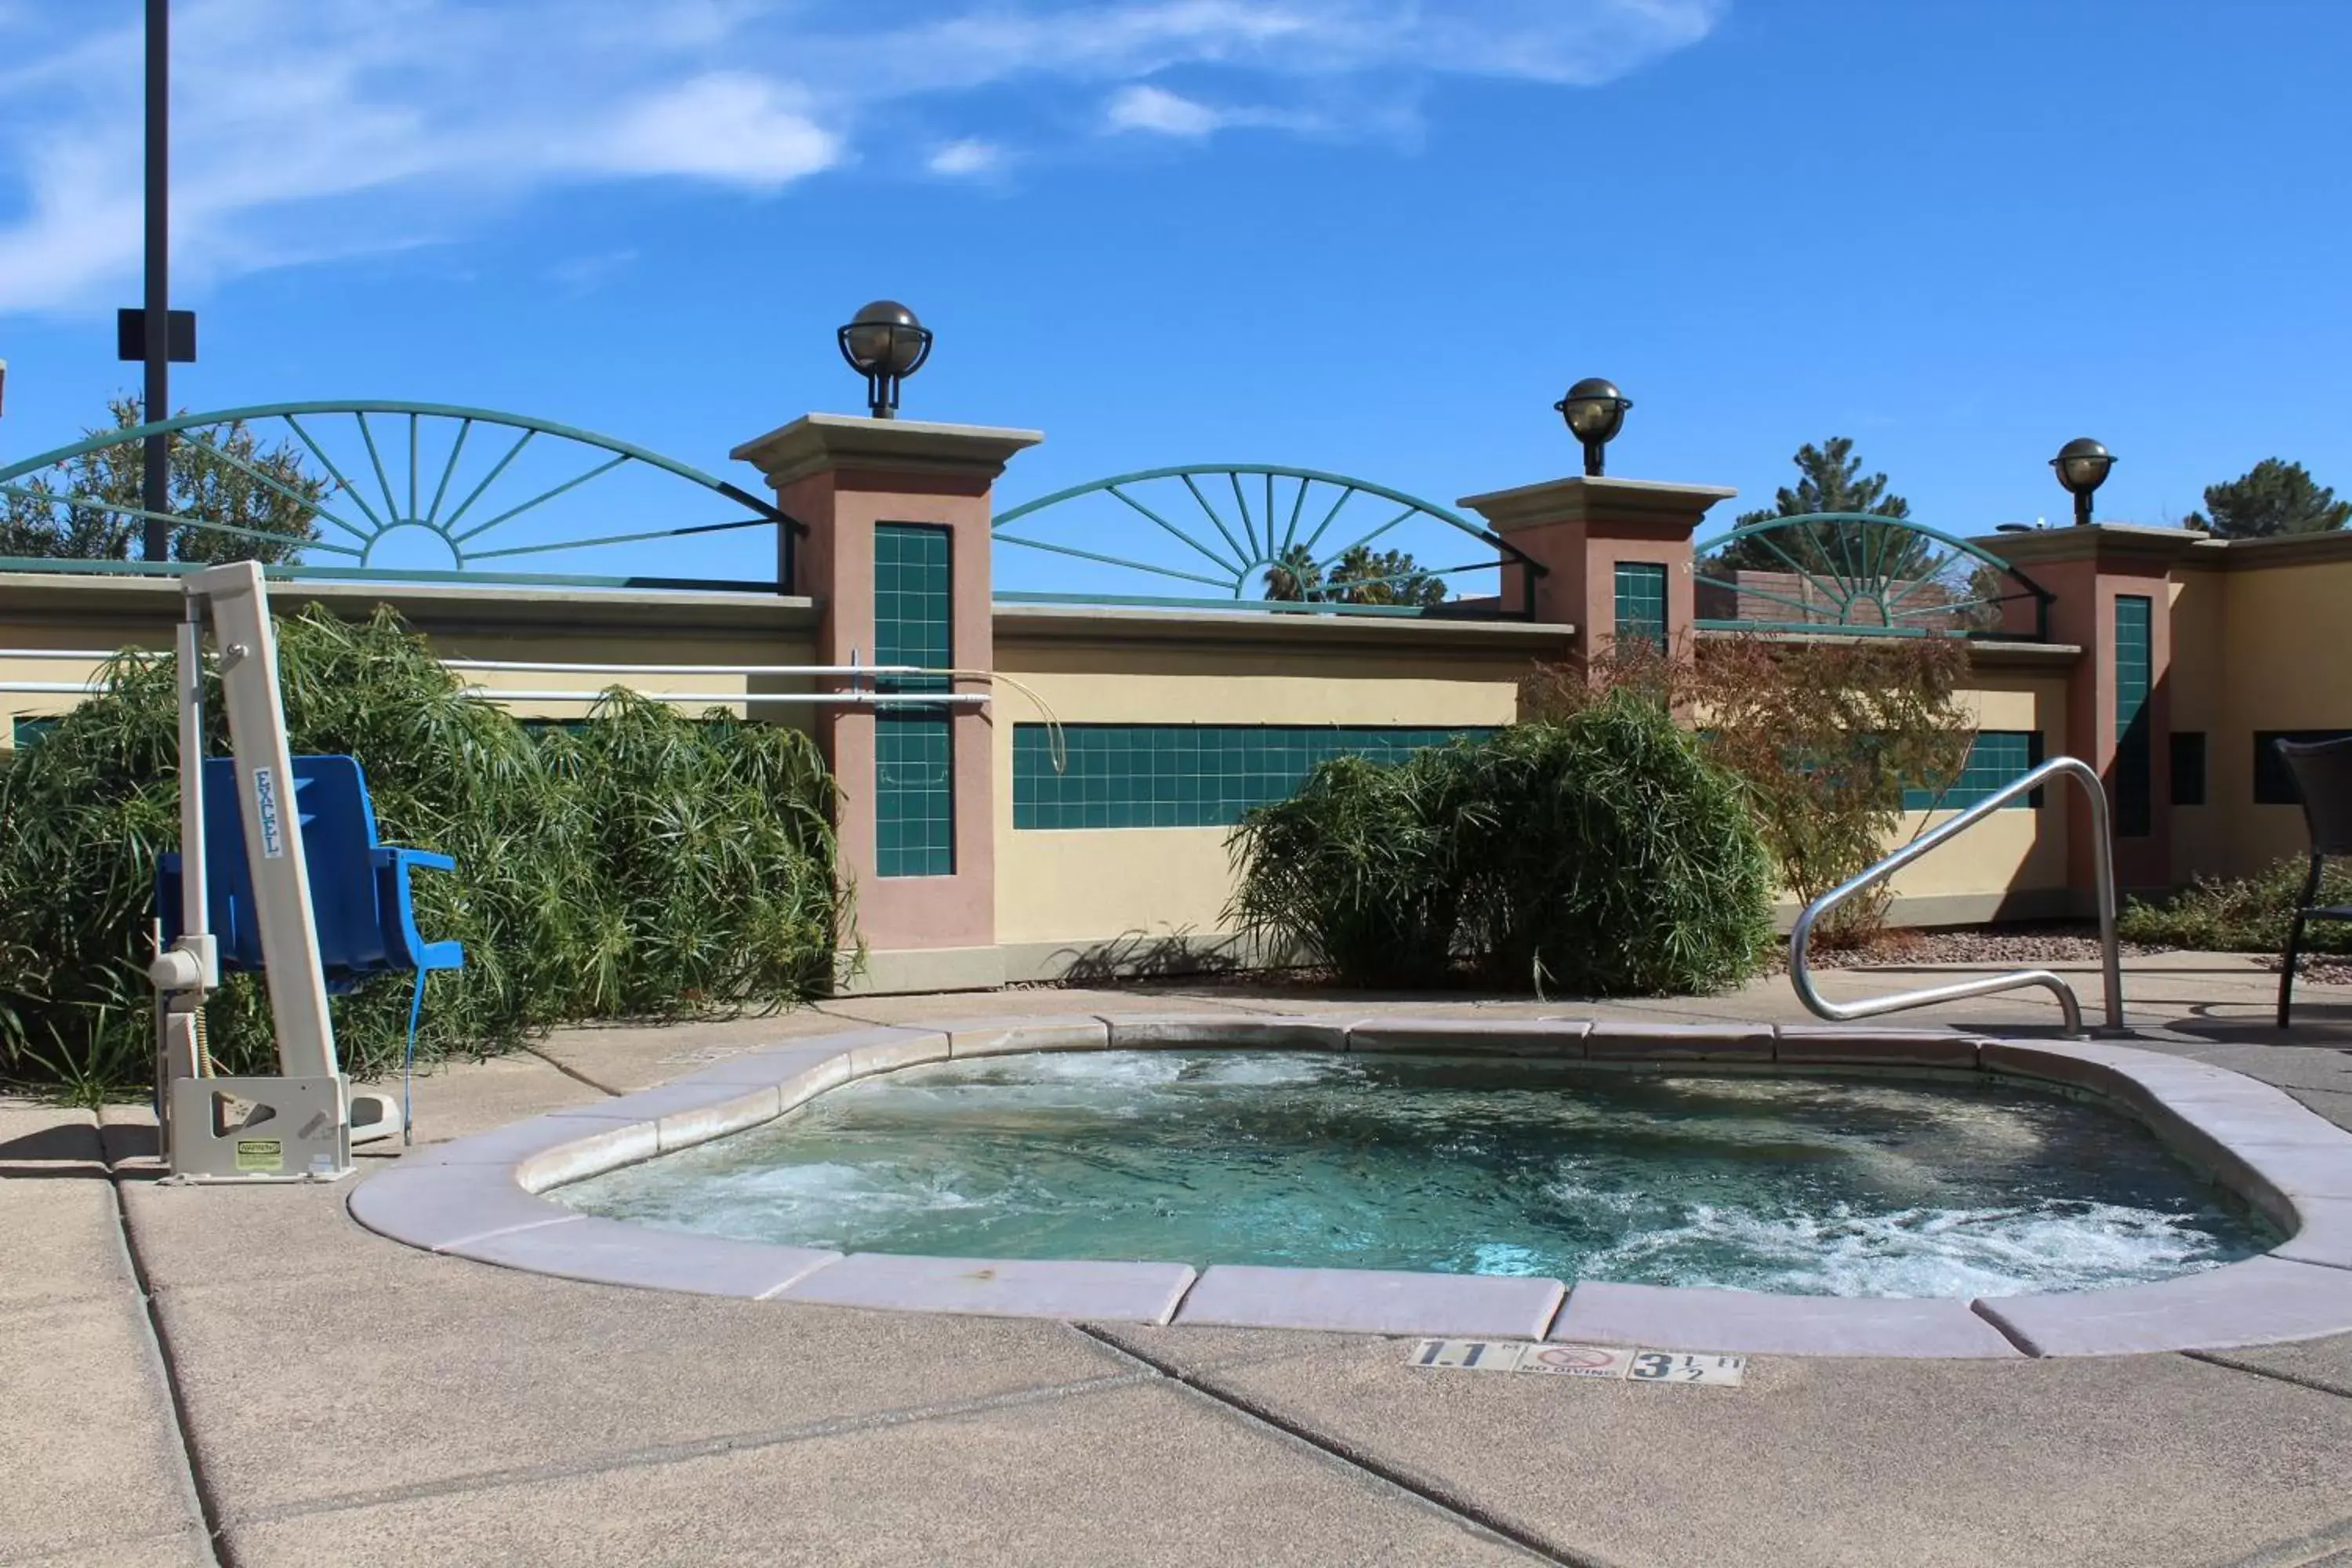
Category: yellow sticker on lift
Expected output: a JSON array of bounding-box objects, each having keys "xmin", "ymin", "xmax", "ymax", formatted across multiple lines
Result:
[{"xmin": 235, "ymin": 1138, "xmax": 284, "ymax": 1173}]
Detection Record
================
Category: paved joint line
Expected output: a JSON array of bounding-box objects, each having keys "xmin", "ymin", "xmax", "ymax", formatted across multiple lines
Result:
[
  {"xmin": 2184, "ymin": 1348, "xmax": 2352, "ymax": 1403},
  {"xmin": 226, "ymin": 1370, "xmax": 1152, "ymax": 1529},
  {"xmin": 105, "ymin": 1170, "xmax": 230, "ymax": 1568},
  {"xmin": 2202, "ymin": 1508, "xmax": 2352, "ymax": 1567},
  {"xmin": 1073, "ymin": 1324, "xmax": 1609, "ymax": 1568}
]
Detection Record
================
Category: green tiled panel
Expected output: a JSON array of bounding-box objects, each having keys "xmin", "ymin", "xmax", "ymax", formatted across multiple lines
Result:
[
  {"xmin": 1614, "ymin": 561, "xmax": 1667, "ymax": 649},
  {"xmin": 877, "ymin": 715, "xmax": 955, "ymax": 877},
  {"xmin": 1013, "ymin": 724, "xmax": 1495, "ymax": 831},
  {"xmin": 875, "ymin": 523, "xmax": 952, "ymax": 695},
  {"xmin": 9, "ymin": 716, "xmax": 60, "ymax": 750},
  {"xmin": 2114, "ymin": 595, "xmax": 2152, "ymax": 837},
  {"xmin": 1902, "ymin": 731, "xmax": 2043, "ymax": 811},
  {"xmin": 875, "ymin": 523, "xmax": 956, "ymax": 876}
]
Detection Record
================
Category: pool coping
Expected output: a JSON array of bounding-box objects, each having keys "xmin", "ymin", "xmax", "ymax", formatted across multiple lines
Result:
[{"xmin": 347, "ymin": 1014, "xmax": 2352, "ymax": 1359}]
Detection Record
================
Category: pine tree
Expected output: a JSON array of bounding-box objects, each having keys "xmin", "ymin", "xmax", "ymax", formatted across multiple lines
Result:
[
  {"xmin": 2185, "ymin": 459, "xmax": 2350, "ymax": 539},
  {"xmin": 1710, "ymin": 437, "xmax": 1928, "ymax": 579}
]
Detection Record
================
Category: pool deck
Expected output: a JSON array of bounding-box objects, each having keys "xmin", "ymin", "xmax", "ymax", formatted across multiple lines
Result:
[{"xmin": 10, "ymin": 953, "xmax": 2352, "ymax": 1566}]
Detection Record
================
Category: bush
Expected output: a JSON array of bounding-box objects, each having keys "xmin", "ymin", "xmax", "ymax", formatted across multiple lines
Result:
[
  {"xmin": 1527, "ymin": 632, "xmax": 1975, "ymax": 945},
  {"xmin": 1223, "ymin": 748, "xmax": 1483, "ymax": 989},
  {"xmin": 2119, "ymin": 858, "xmax": 2352, "ymax": 955},
  {"xmin": 1225, "ymin": 691, "xmax": 1775, "ymax": 996},
  {"xmin": 0, "ymin": 607, "xmax": 842, "ymax": 1102},
  {"xmin": 1454, "ymin": 698, "xmax": 1778, "ymax": 995}
]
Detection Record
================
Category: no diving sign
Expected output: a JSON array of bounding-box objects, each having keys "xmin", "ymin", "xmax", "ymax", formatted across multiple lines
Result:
[{"xmin": 1410, "ymin": 1339, "xmax": 1744, "ymax": 1387}]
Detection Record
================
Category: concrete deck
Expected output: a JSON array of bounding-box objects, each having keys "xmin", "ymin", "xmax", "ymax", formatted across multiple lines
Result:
[{"xmin": 9, "ymin": 954, "xmax": 2352, "ymax": 1566}]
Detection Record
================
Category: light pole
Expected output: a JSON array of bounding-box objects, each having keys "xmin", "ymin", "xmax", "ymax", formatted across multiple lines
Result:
[{"xmin": 142, "ymin": 0, "xmax": 169, "ymax": 560}]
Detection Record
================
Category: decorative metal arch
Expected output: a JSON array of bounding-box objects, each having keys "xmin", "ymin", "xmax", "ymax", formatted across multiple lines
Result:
[
  {"xmin": 991, "ymin": 463, "xmax": 1544, "ymax": 616},
  {"xmin": 1691, "ymin": 512, "xmax": 2051, "ymax": 640},
  {"xmin": 0, "ymin": 401, "xmax": 806, "ymax": 593}
]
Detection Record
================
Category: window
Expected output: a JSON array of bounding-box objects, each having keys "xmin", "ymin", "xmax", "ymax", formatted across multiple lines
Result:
[
  {"xmin": 1902, "ymin": 731, "xmax": 2045, "ymax": 811},
  {"xmin": 2255, "ymin": 731, "xmax": 2352, "ymax": 806},
  {"xmin": 1613, "ymin": 562, "xmax": 1667, "ymax": 650},
  {"xmin": 874, "ymin": 524, "xmax": 955, "ymax": 877},
  {"xmin": 1012, "ymin": 725, "xmax": 1495, "ymax": 830},
  {"xmin": 2114, "ymin": 596, "xmax": 2151, "ymax": 837},
  {"xmin": 2169, "ymin": 731, "xmax": 2206, "ymax": 807}
]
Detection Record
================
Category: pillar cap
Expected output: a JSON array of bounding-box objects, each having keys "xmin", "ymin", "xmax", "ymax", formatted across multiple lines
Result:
[
  {"xmin": 731, "ymin": 412, "xmax": 1043, "ymax": 490},
  {"xmin": 1457, "ymin": 474, "xmax": 1737, "ymax": 536},
  {"xmin": 1968, "ymin": 522, "xmax": 2207, "ymax": 569}
]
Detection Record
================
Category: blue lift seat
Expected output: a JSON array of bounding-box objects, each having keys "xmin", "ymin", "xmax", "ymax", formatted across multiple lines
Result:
[{"xmin": 157, "ymin": 755, "xmax": 463, "ymax": 993}]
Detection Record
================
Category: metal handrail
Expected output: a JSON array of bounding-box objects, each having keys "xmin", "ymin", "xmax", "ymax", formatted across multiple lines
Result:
[{"xmin": 1790, "ymin": 756, "xmax": 2123, "ymax": 1038}]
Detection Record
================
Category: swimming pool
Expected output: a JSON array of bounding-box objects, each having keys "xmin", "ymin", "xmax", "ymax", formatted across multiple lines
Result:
[
  {"xmin": 557, "ymin": 1049, "xmax": 2269, "ymax": 1298},
  {"xmin": 348, "ymin": 1014, "xmax": 2352, "ymax": 1355}
]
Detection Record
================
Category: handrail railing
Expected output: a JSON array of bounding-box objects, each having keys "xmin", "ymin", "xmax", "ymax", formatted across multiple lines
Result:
[{"xmin": 1791, "ymin": 756, "xmax": 2123, "ymax": 1038}]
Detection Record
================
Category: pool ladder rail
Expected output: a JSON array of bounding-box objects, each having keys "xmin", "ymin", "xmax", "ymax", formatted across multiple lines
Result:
[{"xmin": 1789, "ymin": 756, "xmax": 2125, "ymax": 1040}]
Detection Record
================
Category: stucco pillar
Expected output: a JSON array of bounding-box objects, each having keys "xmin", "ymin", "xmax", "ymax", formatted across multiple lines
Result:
[
  {"xmin": 731, "ymin": 414, "xmax": 1042, "ymax": 992},
  {"xmin": 1969, "ymin": 524, "xmax": 2204, "ymax": 898},
  {"xmin": 1457, "ymin": 476, "xmax": 1737, "ymax": 655}
]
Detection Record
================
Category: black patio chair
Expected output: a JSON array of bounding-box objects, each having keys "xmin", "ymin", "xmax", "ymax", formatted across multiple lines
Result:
[{"xmin": 2274, "ymin": 735, "xmax": 2352, "ymax": 1027}]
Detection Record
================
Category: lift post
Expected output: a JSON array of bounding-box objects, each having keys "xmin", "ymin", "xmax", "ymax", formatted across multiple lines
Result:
[{"xmin": 150, "ymin": 561, "xmax": 399, "ymax": 1181}]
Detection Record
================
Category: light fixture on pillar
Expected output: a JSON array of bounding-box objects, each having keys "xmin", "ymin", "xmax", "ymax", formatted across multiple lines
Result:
[
  {"xmin": 1555, "ymin": 379, "xmax": 1632, "ymax": 477},
  {"xmin": 837, "ymin": 300, "xmax": 933, "ymax": 419},
  {"xmin": 2050, "ymin": 437, "xmax": 2117, "ymax": 528}
]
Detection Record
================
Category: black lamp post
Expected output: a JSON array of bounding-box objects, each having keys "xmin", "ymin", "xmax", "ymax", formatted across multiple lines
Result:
[
  {"xmin": 143, "ymin": 0, "xmax": 169, "ymax": 559},
  {"xmin": 2051, "ymin": 437, "xmax": 2117, "ymax": 528},
  {"xmin": 1555, "ymin": 378, "xmax": 1632, "ymax": 477},
  {"xmin": 837, "ymin": 300, "xmax": 933, "ymax": 419}
]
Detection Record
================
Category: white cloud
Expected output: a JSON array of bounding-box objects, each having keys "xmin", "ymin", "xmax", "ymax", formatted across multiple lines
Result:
[
  {"xmin": 927, "ymin": 138, "xmax": 1004, "ymax": 176},
  {"xmin": 0, "ymin": 0, "xmax": 1725, "ymax": 314},
  {"xmin": 1105, "ymin": 85, "xmax": 1227, "ymax": 137},
  {"xmin": 596, "ymin": 74, "xmax": 839, "ymax": 188}
]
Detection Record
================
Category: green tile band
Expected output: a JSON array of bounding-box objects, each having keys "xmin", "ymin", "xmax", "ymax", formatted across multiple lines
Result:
[
  {"xmin": 1614, "ymin": 561, "xmax": 1668, "ymax": 649},
  {"xmin": 1012, "ymin": 724, "xmax": 1496, "ymax": 831},
  {"xmin": 875, "ymin": 524, "xmax": 955, "ymax": 877},
  {"xmin": 1902, "ymin": 731, "xmax": 2044, "ymax": 811},
  {"xmin": 2114, "ymin": 595, "xmax": 2152, "ymax": 837}
]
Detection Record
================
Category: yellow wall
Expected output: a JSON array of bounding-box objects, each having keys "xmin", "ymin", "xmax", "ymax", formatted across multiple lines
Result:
[
  {"xmin": 990, "ymin": 612, "xmax": 2076, "ymax": 948},
  {"xmin": 2197, "ymin": 550, "xmax": 2352, "ymax": 877},
  {"xmin": 1876, "ymin": 671, "xmax": 2074, "ymax": 915},
  {"xmin": 991, "ymin": 613, "xmax": 1550, "ymax": 946},
  {"xmin": 0, "ymin": 574, "xmax": 822, "ymax": 751}
]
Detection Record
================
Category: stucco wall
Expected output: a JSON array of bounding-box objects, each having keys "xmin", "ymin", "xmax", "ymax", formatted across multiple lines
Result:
[
  {"xmin": 2198, "ymin": 543, "xmax": 2352, "ymax": 877},
  {"xmin": 0, "ymin": 572, "xmax": 824, "ymax": 750},
  {"xmin": 991, "ymin": 606, "xmax": 2077, "ymax": 959},
  {"xmin": 989, "ymin": 606, "xmax": 1562, "ymax": 954}
]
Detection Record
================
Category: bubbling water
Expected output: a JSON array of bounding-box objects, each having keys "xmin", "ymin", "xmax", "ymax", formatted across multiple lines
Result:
[{"xmin": 558, "ymin": 1050, "xmax": 2271, "ymax": 1297}]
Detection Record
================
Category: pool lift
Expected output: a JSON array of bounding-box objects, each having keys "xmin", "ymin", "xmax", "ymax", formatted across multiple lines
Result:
[{"xmin": 147, "ymin": 561, "xmax": 442, "ymax": 1181}]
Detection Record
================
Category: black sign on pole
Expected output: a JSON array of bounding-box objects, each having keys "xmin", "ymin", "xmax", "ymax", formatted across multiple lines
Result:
[{"xmin": 117, "ymin": 308, "xmax": 196, "ymax": 365}]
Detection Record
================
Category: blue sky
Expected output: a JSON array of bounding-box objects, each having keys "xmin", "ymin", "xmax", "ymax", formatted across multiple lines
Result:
[{"xmin": 1, "ymin": 0, "xmax": 2347, "ymax": 589}]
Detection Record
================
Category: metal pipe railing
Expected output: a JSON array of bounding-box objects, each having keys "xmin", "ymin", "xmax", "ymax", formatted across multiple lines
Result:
[{"xmin": 1790, "ymin": 755, "xmax": 2123, "ymax": 1038}]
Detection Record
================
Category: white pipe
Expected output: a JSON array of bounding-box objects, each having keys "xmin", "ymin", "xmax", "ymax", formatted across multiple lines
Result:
[
  {"xmin": 461, "ymin": 688, "xmax": 988, "ymax": 706},
  {"xmin": 2, "ymin": 678, "xmax": 984, "ymax": 706},
  {"xmin": 0, "ymin": 648, "xmax": 162, "ymax": 660},
  {"xmin": 439, "ymin": 659, "xmax": 929, "ymax": 677}
]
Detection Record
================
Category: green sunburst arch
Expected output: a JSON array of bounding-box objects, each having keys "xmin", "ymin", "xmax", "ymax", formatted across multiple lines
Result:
[
  {"xmin": 0, "ymin": 401, "xmax": 808, "ymax": 593},
  {"xmin": 1693, "ymin": 512, "xmax": 2051, "ymax": 639}
]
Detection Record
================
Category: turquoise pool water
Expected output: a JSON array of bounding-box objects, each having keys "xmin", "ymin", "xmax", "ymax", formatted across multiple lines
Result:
[{"xmin": 557, "ymin": 1051, "xmax": 2271, "ymax": 1297}]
